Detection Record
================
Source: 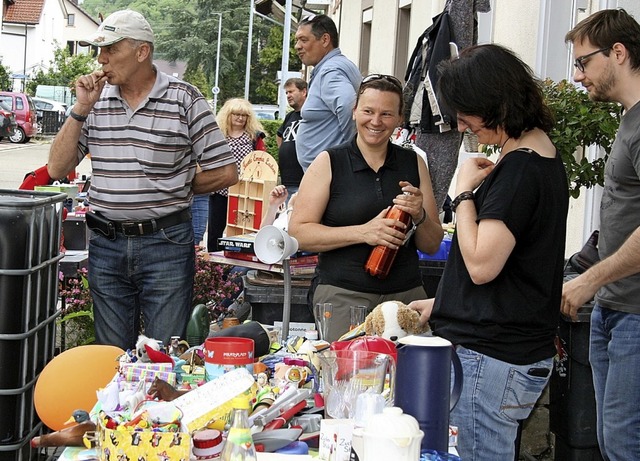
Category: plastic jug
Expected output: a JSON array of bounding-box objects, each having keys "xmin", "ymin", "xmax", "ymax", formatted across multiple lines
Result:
[
  {"xmin": 394, "ymin": 334, "xmax": 462, "ymax": 453},
  {"xmin": 362, "ymin": 407, "xmax": 424, "ymax": 461},
  {"xmin": 317, "ymin": 349, "xmax": 395, "ymax": 419}
]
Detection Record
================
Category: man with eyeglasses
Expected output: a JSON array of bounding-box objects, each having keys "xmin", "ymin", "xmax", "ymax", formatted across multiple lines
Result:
[
  {"xmin": 562, "ymin": 9, "xmax": 640, "ymax": 461},
  {"xmin": 294, "ymin": 14, "xmax": 361, "ymax": 171}
]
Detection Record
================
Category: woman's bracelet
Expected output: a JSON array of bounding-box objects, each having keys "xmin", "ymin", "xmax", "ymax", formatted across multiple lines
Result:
[
  {"xmin": 413, "ymin": 208, "xmax": 427, "ymax": 227},
  {"xmin": 451, "ymin": 191, "xmax": 475, "ymax": 213}
]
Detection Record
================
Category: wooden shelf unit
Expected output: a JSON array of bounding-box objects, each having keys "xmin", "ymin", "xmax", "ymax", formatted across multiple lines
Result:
[{"xmin": 225, "ymin": 150, "xmax": 278, "ymax": 237}]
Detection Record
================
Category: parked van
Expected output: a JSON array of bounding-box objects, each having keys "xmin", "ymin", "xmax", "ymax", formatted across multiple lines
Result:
[{"xmin": 0, "ymin": 91, "xmax": 37, "ymax": 143}]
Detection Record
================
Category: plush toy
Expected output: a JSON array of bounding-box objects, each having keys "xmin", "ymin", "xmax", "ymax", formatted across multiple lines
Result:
[
  {"xmin": 364, "ymin": 301, "xmax": 430, "ymax": 340},
  {"xmin": 135, "ymin": 334, "xmax": 161, "ymax": 363}
]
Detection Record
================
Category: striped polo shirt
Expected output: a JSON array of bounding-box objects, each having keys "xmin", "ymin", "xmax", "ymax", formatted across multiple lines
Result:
[{"xmin": 77, "ymin": 68, "xmax": 233, "ymax": 221}]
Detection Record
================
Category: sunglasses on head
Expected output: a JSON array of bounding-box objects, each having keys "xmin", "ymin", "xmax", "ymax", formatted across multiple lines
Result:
[{"xmin": 361, "ymin": 74, "xmax": 403, "ymax": 91}]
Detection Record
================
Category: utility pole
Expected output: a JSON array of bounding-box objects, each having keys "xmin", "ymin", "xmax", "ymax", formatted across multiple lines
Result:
[
  {"xmin": 277, "ymin": 0, "xmax": 293, "ymax": 121},
  {"xmin": 244, "ymin": 0, "xmax": 255, "ymax": 100},
  {"xmin": 212, "ymin": 13, "xmax": 222, "ymax": 114}
]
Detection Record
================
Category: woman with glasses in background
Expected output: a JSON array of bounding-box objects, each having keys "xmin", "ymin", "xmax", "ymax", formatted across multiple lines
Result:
[
  {"xmin": 203, "ymin": 98, "xmax": 266, "ymax": 252},
  {"xmin": 289, "ymin": 74, "xmax": 444, "ymax": 342}
]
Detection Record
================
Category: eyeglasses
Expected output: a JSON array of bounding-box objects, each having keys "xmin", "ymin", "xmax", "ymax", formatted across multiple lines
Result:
[
  {"xmin": 574, "ymin": 47, "xmax": 610, "ymax": 73},
  {"xmin": 361, "ymin": 74, "xmax": 403, "ymax": 91},
  {"xmin": 232, "ymin": 113, "xmax": 248, "ymax": 118}
]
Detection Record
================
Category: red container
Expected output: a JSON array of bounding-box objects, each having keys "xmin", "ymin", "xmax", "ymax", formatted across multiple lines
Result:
[
  {"xmin": 203, "ymin": 337, "xmax": 254, "ymax": 381},
  {"xmin": 331, "ymin": 336, "xmax": 398, "ymax": 362}
]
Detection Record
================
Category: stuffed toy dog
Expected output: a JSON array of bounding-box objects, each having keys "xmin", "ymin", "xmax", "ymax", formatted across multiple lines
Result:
[
  {"xmin": 364, "ymin": 301, "xmax": 430, "ymax": 340},
  {"xmin": 135, "ymin": 334, "xmax": 161, "ymax": 363}
]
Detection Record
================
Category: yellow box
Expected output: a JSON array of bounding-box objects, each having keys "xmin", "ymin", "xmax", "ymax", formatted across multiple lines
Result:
[{"xmin": 97, "ymin": 423, "xmax": 191, "ymax": 461}]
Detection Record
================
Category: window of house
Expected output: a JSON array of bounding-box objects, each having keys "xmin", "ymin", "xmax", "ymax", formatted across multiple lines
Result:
[{"xmin": 67, "ymin": 14, "xmax": 75, "ymax": 26}]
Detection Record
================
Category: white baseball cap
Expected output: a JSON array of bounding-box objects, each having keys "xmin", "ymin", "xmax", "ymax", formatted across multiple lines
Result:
[{"xmin": 81, "ymin": 10, "xmax": 155, "ymax": 47}]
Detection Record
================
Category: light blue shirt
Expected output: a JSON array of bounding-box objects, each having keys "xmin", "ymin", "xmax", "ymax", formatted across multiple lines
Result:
[{"xmin": 296, "ymin": 48, "xmax": 361, "ymax": 171}]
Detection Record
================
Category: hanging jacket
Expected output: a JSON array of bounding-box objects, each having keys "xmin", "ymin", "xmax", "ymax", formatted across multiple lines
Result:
[{"xmin": 403, "ymin": 11, "xmax": 457, "ymax": 134}]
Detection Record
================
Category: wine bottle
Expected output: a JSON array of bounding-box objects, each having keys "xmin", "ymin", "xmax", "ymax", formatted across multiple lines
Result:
[{"xmin": 364, "ymin": 205, "xmax": 412, "ymax": 279}]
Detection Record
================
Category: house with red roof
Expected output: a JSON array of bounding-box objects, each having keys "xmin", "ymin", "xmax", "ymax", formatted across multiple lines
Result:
[{"xmin": 1, "ymin": 0, "xmax": 99, "ymax": 91}]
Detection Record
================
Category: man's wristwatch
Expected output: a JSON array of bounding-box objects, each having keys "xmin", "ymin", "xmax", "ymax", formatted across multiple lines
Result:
[
  {"xmin": 451, "ymin": 191, "xmax": 475, "ymax": 213},
  {"xmin": 69, "ymin": 109, "xmax": 88, "ymax": 123}
]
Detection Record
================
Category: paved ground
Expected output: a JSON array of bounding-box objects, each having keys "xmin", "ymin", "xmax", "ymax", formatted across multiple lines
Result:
[{"xmin": 0, "ymin": 136, "xmax": 91, "ymax": 190}]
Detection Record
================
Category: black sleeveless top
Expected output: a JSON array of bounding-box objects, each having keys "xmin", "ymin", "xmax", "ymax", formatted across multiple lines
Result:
[{"xmin": 317, "ymin": 136, "xmax": 423, "ymax": 294}]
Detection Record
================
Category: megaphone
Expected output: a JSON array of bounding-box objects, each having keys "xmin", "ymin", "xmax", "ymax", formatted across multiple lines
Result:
[
  {"xmin": 254, "ymin": 225, "xmax": 299, "ymax": 264},
  {"xmin": 253, "ymin": 225, "xmax": 299, "ymax": 343}
]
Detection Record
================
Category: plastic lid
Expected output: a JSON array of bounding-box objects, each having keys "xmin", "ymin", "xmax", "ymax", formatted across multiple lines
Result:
[
  {"xmin": 397, "ymin": 334, "xmax": 452, "ymax": 347},
  {"xmin": 363, "ymin": 407, "xmax": 422, "ymax": 439}
]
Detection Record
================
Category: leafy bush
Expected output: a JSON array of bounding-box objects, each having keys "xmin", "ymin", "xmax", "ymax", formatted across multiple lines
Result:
[
  {"xmin": 541, "ymin": 79, "xmax": 621, "ymax": 198},
  {"xmin": 261, "ymin": 119, "xmax": 282, "ymax": 162},
  {"xmin": 482, "ymin": 79, "xmax": 621, "ymax": 198},
  {"xmin": 58, "ymin": 268, "xmax": 95, "ymax": 349}
]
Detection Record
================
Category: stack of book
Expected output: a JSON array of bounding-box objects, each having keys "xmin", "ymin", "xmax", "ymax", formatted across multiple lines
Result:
[{"xmin": 217, "ymin": 234, "xmax": 318, "ymax": 275}]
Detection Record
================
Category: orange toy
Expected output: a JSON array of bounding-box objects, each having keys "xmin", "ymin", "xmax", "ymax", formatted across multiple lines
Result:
[{"xmin": 34, "ymin": 345, "xmax": 124, "ymax": 430}]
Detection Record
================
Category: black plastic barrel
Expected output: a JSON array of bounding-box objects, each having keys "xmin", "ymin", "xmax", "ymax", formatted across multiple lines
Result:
[
  {"xmin": 0, "ymin": 190, "xmax": 64, "ymax": 458},
  {"xmin": 549, "ymin": 269, "xmax": 604, "ymax": 461}
]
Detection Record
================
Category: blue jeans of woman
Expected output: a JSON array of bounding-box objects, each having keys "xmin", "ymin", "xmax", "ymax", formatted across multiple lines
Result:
[
  {"xmin": 191, "ymin": 193, "xmax": 210, "ymax": 245},
  {"xmin": 88, "ymin": 221, "xmax": 195, "ymax": 351},
  {"xmin": 450, "ymin": 345, "xmax": 552, "ymax": 461},
  {"xmin": 590, "ymin": 304, "xmax": 640, "ymax": 461}
]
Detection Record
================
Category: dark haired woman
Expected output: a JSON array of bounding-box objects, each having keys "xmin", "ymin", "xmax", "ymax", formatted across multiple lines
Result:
[
  {"xmin": 409, "ymin": 44, "xmax": 569, "ymax": 460},
  {"xmin": 289, "ymin": 75, "xmax": 443, "ymax": 342}
]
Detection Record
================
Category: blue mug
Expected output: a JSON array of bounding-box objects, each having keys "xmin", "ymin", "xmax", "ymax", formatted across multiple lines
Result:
[{"xmin": 395, "ymin": 334, "xmax": 462, "ymax": 453}]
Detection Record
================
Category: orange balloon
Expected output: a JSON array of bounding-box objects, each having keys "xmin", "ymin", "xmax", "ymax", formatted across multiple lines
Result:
[{"xmin": 34, "ymin": 345, "xmax": 124, "ymax": 431}]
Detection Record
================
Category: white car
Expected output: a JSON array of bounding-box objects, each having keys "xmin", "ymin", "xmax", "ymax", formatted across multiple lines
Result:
[
  {"xmin": 252, "ymin": 104, "xmax": 279, "ymax": 120},
  {"xmin": 32, "ymin": 97, "xmax": 68, "ymax": 134},
  {"xmin": 32, "ymin": 97, "xmax": 67, "ymax": 114}
]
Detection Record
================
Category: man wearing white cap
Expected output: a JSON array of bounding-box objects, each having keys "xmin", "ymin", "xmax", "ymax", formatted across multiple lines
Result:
[{"xmin": 48, "ymin": 10, "xmax": 237, "ymax": 351}]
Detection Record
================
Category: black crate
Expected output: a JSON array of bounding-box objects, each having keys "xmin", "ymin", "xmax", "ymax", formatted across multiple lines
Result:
[
  {"xmin": 549, "ymin": 303, "xmax": 600, "ymax": 452},
  {"xmin": 0, "ymin": 190, "xmax": 64, "ymax": 457},
  {"xmin": 243, "ymin": 274, "xmax": 314, "ymax": 326},
  {"xmin": 419, "ymin": 259, "xmax": 446, "ymax": 297}
]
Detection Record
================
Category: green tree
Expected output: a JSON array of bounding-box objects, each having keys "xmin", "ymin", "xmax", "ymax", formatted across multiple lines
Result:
[
  {"xmin": 255, "ymin": 26, "xmax": 302, "ymax": 103},
  {"xmin": 69, "ymin": 0, "xmax": 295, "ymax": 104},
  {"xmin": 0, "ymin": 60, "xmax": 11, "ymax": 91},
  {"xmin": 183, "ymin": 64, "xmax": 210, "ymax": 97},
  {"xmin": 26, "ymin": 46, "xmax": 98, "ymax": 95}
]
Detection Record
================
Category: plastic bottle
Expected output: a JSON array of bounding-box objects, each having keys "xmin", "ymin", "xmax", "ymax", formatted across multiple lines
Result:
[
  {"xmin": 364, "ymin": 205, "xmax": 412, "ymax": 279},
  {"xmin": 221, "ymin": 396, "xmax": 257, "ymax": 461}
]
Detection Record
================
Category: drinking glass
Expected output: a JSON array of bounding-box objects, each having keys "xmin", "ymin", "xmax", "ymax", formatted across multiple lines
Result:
[
  {"xmin": 350, "ymin": 305, "xmax": 367, "ymax": 330},
  {"xmin": 315, "ymin": 302, "xmax": 333, "ymax": 341}
]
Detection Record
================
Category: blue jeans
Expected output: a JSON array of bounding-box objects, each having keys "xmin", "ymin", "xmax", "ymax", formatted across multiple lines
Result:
[
  {"xmin": 88, "ymin": 221, "xmax": 195, "ymax": 351},
  {"xmin": 191, "ymin": 194, "xmax": 209, "ymax": 245},
  {"xmin": 590, "ymin": 304, "xmax": 640, "ymax": 461},
  {"xmin": 450, "ymin": 346, "xmax": 552, "ymax": 461}
]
